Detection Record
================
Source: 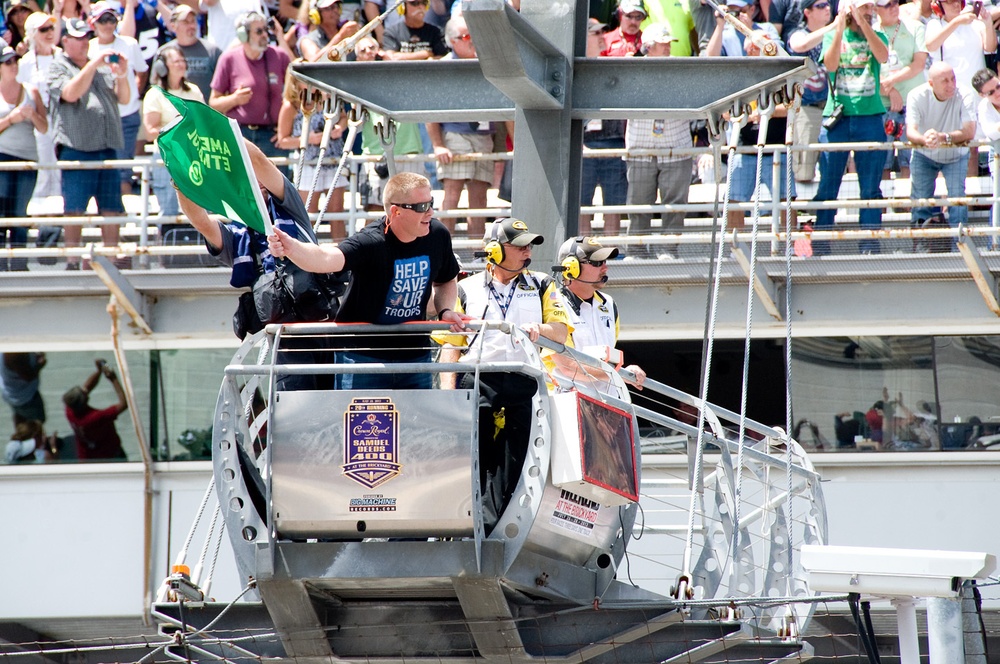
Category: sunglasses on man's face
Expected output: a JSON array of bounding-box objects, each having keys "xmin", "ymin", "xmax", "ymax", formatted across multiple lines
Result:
[
  {"xmin": 394, "ymin": 200, "xmax": 433, "ymax": 213},
  {"xmin": 36, "ymin": 24, "xmax": 54, "ymax": 33},
  {"xmin": 96, "ymin": 14, "xmax": 118, "ymax": 24},
  {"xmin": 582, "ymin": 259, "xmax": 606, "ymax": 268}
]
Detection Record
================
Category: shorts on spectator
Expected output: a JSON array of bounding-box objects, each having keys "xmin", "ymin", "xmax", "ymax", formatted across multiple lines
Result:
[
  {"xmin": 728, "ymin": 152, "xmax": 795, "ymax": 202},
  {"xmin": 295, "ymin": 161, "xmax": 349, "ymax": 192},
  {"xmin": 59, "ymin": 146, "xmax": 125, "ymax": 214},
  {"xmin": 437, "ymin": 132, "xmax": 494, "ymax": 183},
  {"xmin": 363, "ymin": 158, "xmax": 425, "ymax": 207},
  {"xmin": 12, "ymin": 390, "xmax": 45, "ymax": 423}
]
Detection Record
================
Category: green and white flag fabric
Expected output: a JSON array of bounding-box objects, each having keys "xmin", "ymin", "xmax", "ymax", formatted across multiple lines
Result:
[{"xmin": 157, "ymin": 89, "xmax": 272, "ymax": 234}]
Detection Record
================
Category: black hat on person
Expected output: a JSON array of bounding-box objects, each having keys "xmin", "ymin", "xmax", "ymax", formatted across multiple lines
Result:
[
  {"xmin": 485, "ymin": 218, "xmax": 544, "ymax": 247},
  {"xmin": 558, "ymin": 236, "xmax": 620, "ymax": 263}
]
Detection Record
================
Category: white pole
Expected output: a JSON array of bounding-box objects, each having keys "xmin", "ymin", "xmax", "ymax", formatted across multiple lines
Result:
[{"xmin": 893, "ymin": 597, "xmax": 920, "ymax": 664}]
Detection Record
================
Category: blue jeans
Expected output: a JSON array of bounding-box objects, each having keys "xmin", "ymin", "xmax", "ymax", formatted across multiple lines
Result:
[
  {"xmin": 910, "ymin": 150, "xmax": 968, "ymax": 231},
  {"xmin": 0, "ymin": 152, "xmax": 36, "ymax": 270},
  {"xmin": 581, "ymin": 137, "xmax": 628, "ymax": 205},
  {"xmin": 118, "ymin": 111, "xmax": 141, "ymax": 186},
  {"xmin": 334, "ymin": 350, "xmax": 432, "ymax": 390},
  {"xmin": 151, "ymin": 160, "xmax": 179, "ymax": 216},
  {"xmin": 813, "ymin": 113, "xmax": 888, "ymax": 255}
]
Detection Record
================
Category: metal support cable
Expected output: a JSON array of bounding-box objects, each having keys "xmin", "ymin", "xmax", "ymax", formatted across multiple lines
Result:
[
  {"xmin": 783, "ymin": 88, "xmax": 799, "ymax": 593},
  {"xmin": 293, "ymin": 88, "xmax": 322, "ymax": 189},
  {"xmin": 304, "ymin": 95, "xmax": 345, "ymax": 213},
  {"xmin": 314, "ymin": 105, "xmax": 365, "ymax": 233},
  {"xmin": 732, "ymin": 100, "xmax": 773, "ymax": 567},
  {"xmin": 682, "ymin": 109, "xmax": 743, "ymax": 579}
]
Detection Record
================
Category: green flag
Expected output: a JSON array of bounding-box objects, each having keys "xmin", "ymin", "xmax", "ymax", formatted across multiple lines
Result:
[{"xmin": 157, "ymin": 89, "xmax": 271, "ymax": 234}]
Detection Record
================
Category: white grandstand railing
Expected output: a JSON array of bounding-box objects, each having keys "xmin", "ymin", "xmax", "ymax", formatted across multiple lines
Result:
[{"xmin": 0, "ymin": 140, "xmax": 996, "ymax": 265}]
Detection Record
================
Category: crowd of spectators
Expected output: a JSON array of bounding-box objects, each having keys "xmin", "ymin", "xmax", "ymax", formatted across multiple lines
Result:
[{"xmin": 0, "ymin": 0, "xmax": 998, "ymax": 266}]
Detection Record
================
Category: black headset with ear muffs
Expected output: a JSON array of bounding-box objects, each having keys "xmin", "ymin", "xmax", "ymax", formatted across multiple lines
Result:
[
  {"xmin": 235, "ymin": 11, "xmax": 265, "ymax": 43},
  {"xmin": 482, "ymin": 220, "xmax": 505, "ymax": 265}
]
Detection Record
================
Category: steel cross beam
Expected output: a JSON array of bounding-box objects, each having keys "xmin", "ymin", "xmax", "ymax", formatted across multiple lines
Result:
[{"xmin": 291, "ymin": 0, "xmax": 810, "ymax": 260}]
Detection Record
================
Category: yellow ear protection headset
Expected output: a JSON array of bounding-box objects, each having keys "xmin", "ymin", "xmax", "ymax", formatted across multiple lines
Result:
[
  {"xmin": 481, "ymin": 220, "xmax": 505, "ymax": 265},
  {"xmin": 235, "ymin": 11, "xmax": 265, "ymax": 43},
  {"xmin": 397, "ymin": 0, "xmax": 407, "ymax": 15},
  {"xmin": 559, "ymin": 238, "xmax": 585, "ymax": 281},
  {"xmin": 309, "ymin": 2, "xmax": 321, "ymax": 24}
]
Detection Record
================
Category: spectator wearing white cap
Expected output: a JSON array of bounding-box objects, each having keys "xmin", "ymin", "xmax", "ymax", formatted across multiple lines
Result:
[
  {"xmin": 17, "ymin": 11, "xmax": 60, "ymax": 200},
  {"xmin": 88, "ymin": 0, "xmax": 148, "ymax": 196},
  {"xmin": 603, "ymin": 0, "xmax": 646, "ymax": 56},
  {"xmin": 156, "ymin": 4, "xmax": 221, "ymax": 100},
  {"xmin": 299, "ymin": 0, "xmax": 359, "ymax": 62},
  {"xmin": 624, "ymin": 22, "xmax": 692, "ymax": 247}
]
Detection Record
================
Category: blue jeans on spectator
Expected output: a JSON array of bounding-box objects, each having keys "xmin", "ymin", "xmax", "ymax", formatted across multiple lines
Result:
[
  {"xmin": 335, "ymin": 350, "xmax": 432, "ymax": 390},
  {"xmin": 239, "ymin": 125, "xmax": 283, "ymax": 160},
  {"xmin": 581, "ymin": 137, "xmax": 627, "ymax": 206},
  {"xmin": 118, "ymin": 111, "xmax": 141, "ymax": 187},
  {"xmin": 59, "ymin": 146, "xmax": 124, "ymax": 214},
  {"xmin": 0, "ymin": 152, "xmax": 36, "ymax": 271},
  {"xmin": 813, "ymin": 113, "xmax": 887, "ymax": 255},
  {"xmin": 150, "ymin": 152, "xmax": 179, "ymax": 217},
  {"xmin": 910, "ymin": 150, "xmax": 968, "ymax": 236}
]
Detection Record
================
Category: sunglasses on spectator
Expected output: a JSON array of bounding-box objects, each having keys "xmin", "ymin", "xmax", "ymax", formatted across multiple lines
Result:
[
  {"xmin": 622, "ymin": 11, "xmax": 646, "ymax": 19},
  {"xmin": 582, "ymin": 259, "xmax": 606, "ymax": 267},
  {"xmin": 394, "ymin": 200, "xmax": 433, "ymax": 212},
  {"xmin": 36, "ymin": 24, "xmax": 55, "ymax": 33},
  {"xmin": 96, "ymin": 14, "xmax": 118, "ymax": 23},
  {"xmin": 812, "ymin": 1, "xmax": 830, "ymax": 8}
]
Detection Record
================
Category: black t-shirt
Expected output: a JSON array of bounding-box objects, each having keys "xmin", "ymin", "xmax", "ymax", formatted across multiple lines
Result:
[
  {"xmin": 382, "ymin": 22, "xmax": 449, "ymax": 57},
  {"xmin": 336, "ymin": 217, "xmax": 459, "ymax": 356},
  {"xmin": 740, "ymin": 116, "xmax": 788, "ymax": 147}
]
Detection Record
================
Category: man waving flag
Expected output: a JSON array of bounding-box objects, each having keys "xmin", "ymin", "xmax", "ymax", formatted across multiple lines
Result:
[{"xmin": 157, "ymin": 90, "xmax": 272, "ymax": 234}]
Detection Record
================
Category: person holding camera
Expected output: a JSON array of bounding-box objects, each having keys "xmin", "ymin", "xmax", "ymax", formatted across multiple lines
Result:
[
  {"xmin": 811, "ymin": 0, "xmax": 889, "ymax": 255},
  {"xmin": 62, "ymin": 359, "xmax": 128, "ymax": 461},
  {"xmin": 47, "ymin": 17, "xmax": 131, "ymax": 270}
]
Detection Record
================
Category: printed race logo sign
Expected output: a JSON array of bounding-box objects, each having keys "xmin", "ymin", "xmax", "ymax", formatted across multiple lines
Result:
[{"xmin": 342, "ymin": 398, "xmax": 401, "ymax": 489}]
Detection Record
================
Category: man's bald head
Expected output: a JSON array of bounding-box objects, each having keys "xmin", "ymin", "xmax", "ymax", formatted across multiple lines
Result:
[{"xmin": 928, "ymin": 61, "xmax": 957, "ymax": 101}]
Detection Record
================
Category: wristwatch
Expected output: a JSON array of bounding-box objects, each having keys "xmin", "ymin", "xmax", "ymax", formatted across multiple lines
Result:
[{"xmin": 943, "ymin": 133, "xmax": 953, "ymax": 145}]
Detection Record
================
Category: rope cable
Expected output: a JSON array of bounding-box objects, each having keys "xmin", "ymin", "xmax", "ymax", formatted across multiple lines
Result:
[{"xmin": 304, "ymin": 95, "xmax": 344, "ymax": 213}]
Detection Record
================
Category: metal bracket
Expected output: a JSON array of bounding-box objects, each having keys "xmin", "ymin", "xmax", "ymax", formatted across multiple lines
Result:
[
  {"xmin": 464, "ymin": 0, "xmax": 568, "ymax": 110},
  {"xmin": 956, "ymin": 233, "xmax": 1000, "ymax": 316},
  {"xmin": 730, "ymin": 240, "xmax": 783, "ymax": 321},
  {"xmin": 89, "ymin": 254, "xmax": 153, "ymax": 334}
]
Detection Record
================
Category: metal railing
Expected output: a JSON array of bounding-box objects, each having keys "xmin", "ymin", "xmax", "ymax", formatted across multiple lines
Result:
[{"xmin": 0, "ymin": 139, "xmax": 997, "ymax": 266}]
